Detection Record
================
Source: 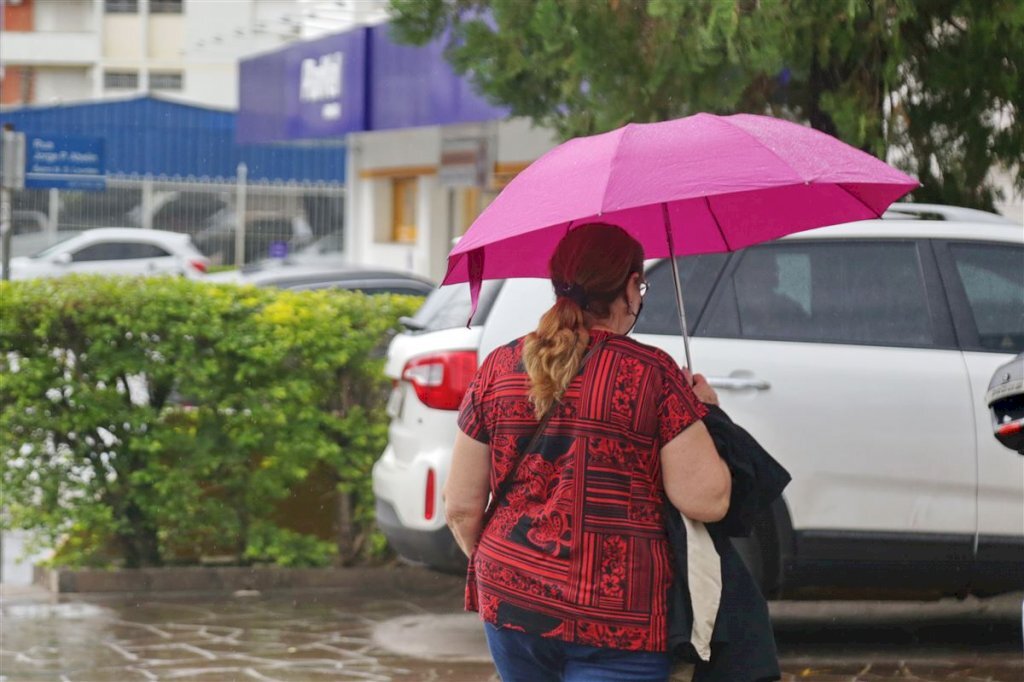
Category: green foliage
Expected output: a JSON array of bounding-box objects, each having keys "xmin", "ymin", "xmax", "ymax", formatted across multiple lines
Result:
[
  {"xmin": 389, "ymin": 0, "xmax": 1023, "ymax": 210},
  {"xmin": 0, "ymin": 276, "xmax": 421, "ymax": 569},
  {"xmin": 244, "ymin": 522, "xmax": 337, "ymax": 568}
]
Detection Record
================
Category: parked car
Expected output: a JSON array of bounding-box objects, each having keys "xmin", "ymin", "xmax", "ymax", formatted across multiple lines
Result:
[
  {"xmin": 206, "ymin": 262, "xmax": 435, "ymax": 297},
  {"xmin": 372, "ymin": 217, "xmax": 1024, "ymax": 598},
  {"xmin": 986, "ymin": 352, "xmax": 1024, "ymax": 454},
  {"xmin": 2, "ymin": 228, "xmax": 209, "ymax": 280},
  {"xmin": 881, "ymin": 202, "xmax": 1018, "ymax": 224},
  {"xmin": 193, "ymin": 212, "xmax": 314, "ymax": 266}
]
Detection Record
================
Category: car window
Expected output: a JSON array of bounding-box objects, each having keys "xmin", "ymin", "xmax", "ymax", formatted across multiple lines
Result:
[
  {"xmin": 28, "ymin": 232, "xmax": 82, "ymax": 258},
  {"xmin": 72, "ymin": 241, "xmax": 171, "ymax": 261},
  {"xmin": 948, "ymin": 242, "xmax": 1024, "ymax": 353},
  {"xmin": 702, "ymin": 241, "xmax": 935, "ymax": 347},
  {"xmin": 124, "ymin": 243, "xmax": 172, "ymax": 258},
  {"xmin": 71, "ymin": 242, "xmax": 128, "ymax": 261},
  {"xmin": 634, "ymin": 253, "xmax": 729, "ymax": 335},
  {"xmin": 408, "ymin": 280, "xmax": 501, "ymax": 331}
]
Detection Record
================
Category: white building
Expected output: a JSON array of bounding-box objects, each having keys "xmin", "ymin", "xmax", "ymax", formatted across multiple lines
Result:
[{"xmin": 0, "ymin": 0, "xmax": 389, "ymax": 108}]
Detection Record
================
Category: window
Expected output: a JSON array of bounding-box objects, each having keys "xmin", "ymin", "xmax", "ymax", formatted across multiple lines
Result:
[
  {"xmin": 150, "ymin": 72, "xmax": 183, "ymax": 91},
  {"xmin": 949, "ymin": 242, "xmax": 1024, "ymax": 353},
  {"xmin": 702, "ymin": 241, "xmax": 935, "ymax": 347},
  {"xmin": 104, "ymin": 71, "xmax": 139, "ymax": 90},
  {"xmin": 633, "ymin": 253, "xmax": 729, "ymax": 335},
  {"xmin": 150, "ymin": 0, "xmax": 183, "ymax": 13},
  {"xmin": 124, "ymin": 243, "xmax": 171, "ymax": 259},
  {"xmin": 406, "ymin": 281, "xmax": 503, "ymax": 332},
  {"xmin": 391, "ymin": 177, "xmax": 418, "ymax": 244},
  {"xmin": 105, "ymin": 0, "xmax": 138, "ymax": 13},
  {"xmin": 72, "ymin": 242, "xmax": 169, "ymax": 262},
  {"xmin": 72, "ymin": 243, "xmax": 126, "ymax": 262}
]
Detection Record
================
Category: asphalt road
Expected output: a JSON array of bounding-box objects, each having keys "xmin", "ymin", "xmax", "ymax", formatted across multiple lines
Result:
[{"xmin": 1, "ymin": 566, "xmax": 1021, "ymax": 681}]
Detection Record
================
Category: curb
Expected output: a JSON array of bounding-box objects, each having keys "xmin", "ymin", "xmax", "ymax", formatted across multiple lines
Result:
[{"xmin": 32, "ymin": 563, "xmax": 466, "ymax": 595}]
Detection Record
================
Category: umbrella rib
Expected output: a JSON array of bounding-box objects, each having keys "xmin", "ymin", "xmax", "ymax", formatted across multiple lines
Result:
[
  {"xmin": 836, "ymin": 183, "xmax": 884, "ymax": 218},
  {"xmin": 597, "ymin": 125, "xmax": 632, "ymax": 217},
  {"xmin": 704, "ymin": 195, "xmax": 732, "ymax": 251}
]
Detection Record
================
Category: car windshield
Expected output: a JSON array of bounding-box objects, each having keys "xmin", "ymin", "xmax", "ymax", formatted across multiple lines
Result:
[
  {"xmin": 406, "ymin": 280, "xmax": 502, "ymax": 332},
  {"xmin": 29, "ymin": 233, "xmax": 82, "ymax": 258}
]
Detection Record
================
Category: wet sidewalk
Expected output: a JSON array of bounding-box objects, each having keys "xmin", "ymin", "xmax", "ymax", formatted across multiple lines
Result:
[{"xmin": 1, "ymin": 566, "xmax": 1021, "ymax": 681}]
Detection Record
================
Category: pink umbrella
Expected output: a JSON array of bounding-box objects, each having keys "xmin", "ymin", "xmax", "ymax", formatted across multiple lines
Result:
[{"xmin": 444, "ymin": 113, "xmax": 918, "ymax": 367}]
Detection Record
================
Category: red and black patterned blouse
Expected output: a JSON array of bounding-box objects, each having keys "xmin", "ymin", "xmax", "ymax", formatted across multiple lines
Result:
[{"xmin": 457, "ymin": 329, "xmax": 708, "ymax": 652}]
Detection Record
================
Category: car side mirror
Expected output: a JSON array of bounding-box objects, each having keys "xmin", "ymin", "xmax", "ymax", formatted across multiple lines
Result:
[{"xmin": 52, "ymin": 253, "xmax": 72, "ymax": 265}]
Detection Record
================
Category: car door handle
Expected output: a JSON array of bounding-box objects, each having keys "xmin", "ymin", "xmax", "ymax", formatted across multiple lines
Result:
[{"xmin": 707, "ymin": 376, "xmax": 771, "ymax": 391}]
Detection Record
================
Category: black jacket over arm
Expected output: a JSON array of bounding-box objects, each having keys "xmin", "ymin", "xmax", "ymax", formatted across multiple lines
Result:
[{"xmin": 666, "ymin": 404, "xmax": 792, "ymax": 682}]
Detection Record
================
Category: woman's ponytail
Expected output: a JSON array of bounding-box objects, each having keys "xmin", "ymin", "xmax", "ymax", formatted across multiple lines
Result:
[{"xmin": 522, "ymin": 223, "xmax": 644, "ymax": 419}]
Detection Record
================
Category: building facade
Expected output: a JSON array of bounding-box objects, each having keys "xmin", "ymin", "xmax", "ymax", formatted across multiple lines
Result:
[
  {"xmin": 237, "ymin": 24, "xmax": 559, "ymax": 282},
  {"xmin": 0, "ymin": 0, "xmax": 389, "ymax": 108}
]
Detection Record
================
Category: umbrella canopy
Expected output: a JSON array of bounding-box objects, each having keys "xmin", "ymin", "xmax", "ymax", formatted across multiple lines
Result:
[
  {"xmin": 445, "ymin": 112, "xmax": 917, "ymax": 285},
  {"xmin": 444, "ymin": 113, "xmax": 917, "ymax": 366}
]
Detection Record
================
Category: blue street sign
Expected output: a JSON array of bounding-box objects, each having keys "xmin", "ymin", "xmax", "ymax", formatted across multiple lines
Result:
[
  {"xmin": 268, "ymin": 241, "xmax": 289, "ymax": 259},
  {"xmin": 24, "ymin": 135, "xmax": 106, "ymax": 190}
]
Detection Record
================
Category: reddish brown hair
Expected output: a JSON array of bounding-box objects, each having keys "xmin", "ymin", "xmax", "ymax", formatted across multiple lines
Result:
[{"xmin": 522, "ymin": 223, "xmax": 644, "ymax": 418}]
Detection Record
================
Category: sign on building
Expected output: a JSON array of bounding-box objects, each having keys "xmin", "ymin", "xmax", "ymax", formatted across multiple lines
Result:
[
  {"xmin": 25, "ymin": 134, "xmax": 106, "ymax": 191},
  {"xmin": 439, "ymin": 132, "xmax": 493, "ymax": 188},
  {"xmin": 300, "ymin": 51, "xmax": 344, "ymax": 122}
]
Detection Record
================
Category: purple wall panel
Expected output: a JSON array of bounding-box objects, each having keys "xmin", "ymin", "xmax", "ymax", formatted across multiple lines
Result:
[
  {"xmin": 238, "ymin": 31, "xmax": 367, "ymax": 144},
  {"xmin": 368, "ymin": 25, "xmax": 508, "ymax": 131},
  {"xmin": 237, "ymin": 24, "xmax": 509, "ymax": 144}
]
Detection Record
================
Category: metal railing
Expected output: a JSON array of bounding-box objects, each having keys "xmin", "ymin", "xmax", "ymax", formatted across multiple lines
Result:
[{"xmin": 3, "ymin": 176, "xmax": 345, "ymax": 266}]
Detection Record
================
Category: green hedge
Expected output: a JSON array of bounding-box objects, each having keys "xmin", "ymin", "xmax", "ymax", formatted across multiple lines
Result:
[{"xmin": 0, "ymin": 276, "xmax": 421, "ymax": 569}]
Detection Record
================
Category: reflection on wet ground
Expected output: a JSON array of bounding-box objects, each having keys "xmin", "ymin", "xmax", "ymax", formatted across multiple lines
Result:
[{"xmin": 1, "ymin": 566, "xmax": 1021, "ymax": 681}]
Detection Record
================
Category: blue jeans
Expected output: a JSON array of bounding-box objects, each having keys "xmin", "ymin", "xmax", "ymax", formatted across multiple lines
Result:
[{"xmin": 484, "ymin": 622, "xmax": 672, "ymax": 682}]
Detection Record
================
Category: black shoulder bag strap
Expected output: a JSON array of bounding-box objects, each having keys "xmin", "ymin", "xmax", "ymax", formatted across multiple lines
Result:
[{"xmin": 479, "ymin": 336, "xmax": 609, "ymax": 529}]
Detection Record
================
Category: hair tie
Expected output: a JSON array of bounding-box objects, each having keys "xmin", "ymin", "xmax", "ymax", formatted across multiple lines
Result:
[{"xmin": 553, "ymin": 280, "xmax": 590, "ymax": 309}]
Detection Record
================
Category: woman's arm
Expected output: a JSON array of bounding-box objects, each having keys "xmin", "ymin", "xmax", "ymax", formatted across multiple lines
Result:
[
  {"xmin": 443, "ymin": 429, "xmax": 491, "ymax": 558},
  {"xmin": 660, "ymin": 420, "xmax": 732, "ymax": 522}
]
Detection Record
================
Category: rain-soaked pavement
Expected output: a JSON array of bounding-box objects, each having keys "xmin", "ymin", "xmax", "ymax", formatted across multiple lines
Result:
[{"xmin": 1, "ymin": 565, "xmax": 1021, "ymax": 681}]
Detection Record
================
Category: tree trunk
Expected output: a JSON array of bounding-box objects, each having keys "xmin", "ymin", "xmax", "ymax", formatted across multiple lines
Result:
[
  {"xmin": 336, "ymin": 489, "xmax": 356, "ymax": 565},
  {"xmin": 119, "ymin": 498, "xmax": 162, "ymax": 568},
  {"xmin": 807, "ymin": 51, "xmax": 839, "ymax": 139}
]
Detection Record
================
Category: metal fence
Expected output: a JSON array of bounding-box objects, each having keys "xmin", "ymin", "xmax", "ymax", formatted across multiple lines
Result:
[{"xmin": 6, "ymin": 176, "xmax": 345, "ymax": 266}]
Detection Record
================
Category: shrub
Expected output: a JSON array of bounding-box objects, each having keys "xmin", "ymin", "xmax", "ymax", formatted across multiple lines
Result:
[{"xmin": 0, "ymin": 276, "xmax": 421, "ymax": 569}]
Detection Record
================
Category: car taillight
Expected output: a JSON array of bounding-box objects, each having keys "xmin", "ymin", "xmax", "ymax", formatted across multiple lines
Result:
[
  {"xmin": 189, "ymin": 259, "xmax": 208, "ymax": 273},
  {"xmin": 401, "ymin": 351, "xmax": 477, "ymax": 410},
  {"xmin": 424, "ymin": 468, "xmax": 436, "ymax": 520}
]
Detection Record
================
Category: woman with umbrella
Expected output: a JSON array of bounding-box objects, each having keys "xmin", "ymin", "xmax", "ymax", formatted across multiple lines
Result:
[
  {"xmin": 444, "ymin": 223, "xmax": 732, "ymax": 681},
  {"xmin": 440, "ymin": 113, "xmax": 917, "ymax": 680}
]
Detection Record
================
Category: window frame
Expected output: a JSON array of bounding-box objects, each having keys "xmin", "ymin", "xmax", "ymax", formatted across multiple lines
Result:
[
  {"xmin": 103, "ymin": 70, "xmax": 139, "ymax": 90},
  {"xmin": 695, "ymin": 238, "xmax": 957, "ymax": 351},
  {"xmin": 150, "ymin": 0, "xmax": 184, "ymax": 14},
  {"xmin": 932, "ymin": 238, "xmax": 1024, "ymax": 354},
  {"xmin": 104, "ymin": 0, "xmax": 139, "ymax": 14},
  {"xmin": 390, "ymin": 177, "xmax": 418, "ymax": 244},
  {"xmin": 149, "ymin": 71, "xmax": 184, "ymax": 91}
]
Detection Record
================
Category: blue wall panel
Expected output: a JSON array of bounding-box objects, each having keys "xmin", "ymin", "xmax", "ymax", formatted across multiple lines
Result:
[{"xmin": 0, "ymin": 96, "xmax": 345, "ymax": 184}]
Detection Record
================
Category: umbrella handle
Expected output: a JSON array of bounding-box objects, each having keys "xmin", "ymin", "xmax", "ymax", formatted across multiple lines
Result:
[{"xmin": 662, "ymin": 204, "xmax": 694, "ymax": 373}]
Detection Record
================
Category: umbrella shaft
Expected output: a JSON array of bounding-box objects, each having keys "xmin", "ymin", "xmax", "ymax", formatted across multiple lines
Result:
[{"xmin": 662, "ymin": 204, "xmax": 694, "ymax": 371}]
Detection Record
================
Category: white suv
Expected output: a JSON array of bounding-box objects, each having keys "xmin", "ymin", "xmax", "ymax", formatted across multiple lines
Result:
[
  {"xmin": 4, "ymin": 228, "xmax": 210, "ymax": 280},
  {"xmin": 372, "ymin": 217, "xmax": 1024, "ymax": 598}
]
